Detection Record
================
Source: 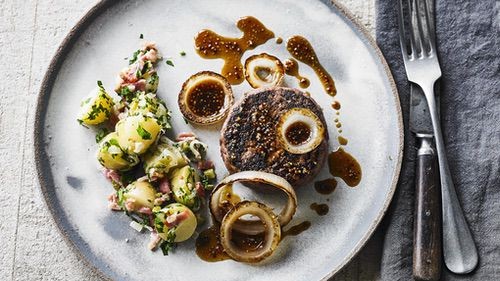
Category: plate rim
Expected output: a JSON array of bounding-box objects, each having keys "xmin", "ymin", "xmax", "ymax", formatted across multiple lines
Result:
[{"xmin": 34, "ymin": 1, "xmax": 403, "ymax": 280}]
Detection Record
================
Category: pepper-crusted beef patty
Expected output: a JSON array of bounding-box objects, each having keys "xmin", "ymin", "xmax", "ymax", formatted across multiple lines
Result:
[{"xmin": 220, "ymin": 87, "xmax": 329, "ymax": 187}]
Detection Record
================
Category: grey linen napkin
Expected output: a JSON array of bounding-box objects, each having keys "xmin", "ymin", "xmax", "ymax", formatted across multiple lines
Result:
[{"xmin": 375, "ymin": 0, "xmax": 500, "ymax": 280}]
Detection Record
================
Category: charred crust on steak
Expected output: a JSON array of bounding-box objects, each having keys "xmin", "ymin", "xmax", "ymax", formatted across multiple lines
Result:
[{"xmin": 220, "ymin": 87, "xmax": 329, "ymax": 187}]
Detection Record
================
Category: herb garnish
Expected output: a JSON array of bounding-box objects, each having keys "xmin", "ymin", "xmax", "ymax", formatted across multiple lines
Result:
[
  {"xmin": 136, "ymin": 125, "xmax": 152, "ymax": 140},
  {"xmin": 180, "ymin": 51, "xmax": 186, "ymax": 56},
  {"xmin": 139, "ymin": 33, "xmax": 144, "ymax": 39},
  {"xmin": 166, "ymin": 60, "xmax": 174, "ymax": 67},
  {"xmin": 95, "ymin": 128, "xmax": 109, "ymax": 143},
  {"xmin": 159, "ymin": 228, "xmax": 177, "ymax": 255}
]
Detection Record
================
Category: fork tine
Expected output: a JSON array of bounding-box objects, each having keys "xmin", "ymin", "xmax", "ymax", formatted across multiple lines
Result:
[
  {"xmin": 422, "ymin": 0, "xmax": 437, "ymax": 52},
  {"xmin": 411, "ymin": 0, "xmax": 426, "ymax": 56},
  {"xmin": 397, "ymin": 0, "xmax": 410, "ymax": 58}
]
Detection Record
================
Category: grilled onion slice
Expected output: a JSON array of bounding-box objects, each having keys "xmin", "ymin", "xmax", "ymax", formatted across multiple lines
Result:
[
  {"xmin": 244, "ymin": 53, "xmax": 284, "ymax": 88},
  {"xmin": 178, "ymin": 71, "xmax": 234, "ymax": 124},
  {"xmin": 220, "ymin": 201, "xmax": 281, "ymax": 263},
  {"xmin": 277, "ymin": 108, "xmax": 325, "ymax": 154},
  {"xmin": 210, "ymin": 171, "xmax": 297, "ymax": 235}
]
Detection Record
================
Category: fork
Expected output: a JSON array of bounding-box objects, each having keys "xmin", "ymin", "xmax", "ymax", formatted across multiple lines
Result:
[{"xmin": 397, "ymin": 0, "xmax": 478, "ymax": 274}]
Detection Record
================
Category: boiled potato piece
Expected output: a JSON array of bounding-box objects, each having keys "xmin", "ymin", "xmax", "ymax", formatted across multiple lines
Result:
[
  {"xmin": 124, "ymin": 180, "xmax": 157, "ymax": 209},
  {"xmin": 143, "ymin": 140, "xmax": 187, "ymax": 178},
  {"xmin": 154, "ymin": 203, "xmax": 197, "ymax": 242},
  {"xmin": 170, "ymin": 165, "xmax": 199, "ymax": 210},
  {"xmin": 78, "ymin": 83, "xmax": 114, "ymax": 125},
  {"xmin": 97, "ymin": 132, "xmax": 139, "ymax": 171},
  {"xmin": 115, "ymin": 114, "xmax": 161, "ymax": 154},
  {"xmin": 144, "ymin": 72, "xmax": 159, "ymax": 93},
  {"xmin": 128, "ymin": 92, "xmax": 170, "ymax": 129}
]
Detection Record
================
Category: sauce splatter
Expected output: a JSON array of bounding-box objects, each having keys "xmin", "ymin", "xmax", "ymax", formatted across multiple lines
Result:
[
  {"xmin": 286, "ymin": 35, "xmax": 336, "ymax": 96},
  {"xmin": 275, "ymin": 37, "xmax": 283, "ymax": 44},
  {"xmin": 338, "ymin": 136, "xmax": 348, "ymax": 146},
  {"xmin": 194, "ymin": 16, "xmax": 275, "ymax": 84},
  {"xmin": 195, "ymin": 223, "xmax": 266, "ymax": 262},
  {"xmin": 331, "ymin": 101, "xmax": 341, "ymax": 110},
  {"xmin": 283, "ymin": 221, "xmax": 311, "ymax": 238},
  {"xmin": 328, "ymin": 147, "xmax": 362, "ymax": 187},
  {"xmin": 195, "ymin": 225, "xmax": 230, "ymax": 262},
  {"xmin": 314, "ymin": 178, "xmax": 338, "ymax": 194},
  {"xmin": 284, "ymin": 58, "xmax": 310, "ymax": 88},
  {"xmin": 310, "ymin": 203, "xmax": 329, "ymax": 216}
]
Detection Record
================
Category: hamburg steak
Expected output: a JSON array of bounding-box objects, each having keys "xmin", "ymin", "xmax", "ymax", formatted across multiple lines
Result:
[{"xmin": 220, "ymin": 87, "xmax": 329, "ymax": 187}]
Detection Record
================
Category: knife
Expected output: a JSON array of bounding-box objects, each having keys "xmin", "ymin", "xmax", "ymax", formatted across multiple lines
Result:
[{"xmin": 410, "ymin": 81, "xmax": 442, "ymax": 281}]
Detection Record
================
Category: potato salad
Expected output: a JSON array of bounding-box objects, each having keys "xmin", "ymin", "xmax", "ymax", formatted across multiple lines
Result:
[{"xmin": 77, "ymin": 42, "xmax": 216, "ymax": 255}]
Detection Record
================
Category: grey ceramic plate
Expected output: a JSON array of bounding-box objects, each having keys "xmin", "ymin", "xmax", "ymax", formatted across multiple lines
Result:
[{"xmin": 35, "ymin": 0, "xmax": 403, "ymax": 280}]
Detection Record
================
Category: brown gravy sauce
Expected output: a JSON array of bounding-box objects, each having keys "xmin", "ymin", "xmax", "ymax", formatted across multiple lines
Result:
[
  {"xmin": 338, "ymin": 136, "xmax": 348, "ymax": 146},
  {"xmin": 331, "ymin": 101, "xmax": 341, "ymax": 110},
  {"xmin": 194, "ymin": 16, "xmax": 275, "ymax": 85},
  {"xmin": 314, "ymin": 178, "xmax": 338, "ymax": 195},
  {"xmin": 283, "ymin": 221, "xmax": 311, "ymax": 238},
  {"xmin": 328, "ymin": 147, "xmax": 362, "ymax": 187},
  {"xmin": 286, "ymin": 35, "xmax": 336, "ymax": 96},
  {"xmin": 284, "ymin": 58, "xmax": 310, "ymax": 89},
  {"xmin": 195, "ymin": 224, "xmax": 230, "ymax": 262},
  {"xmin": 275, "ymin": 37, "xmax": 283, "ymax": 44},
  {"xmin": 187, "ymin": 80, "xmax": 226, "ymax": 117},
  {"xmin": 285, "ymin": 121, "xmax": 311, "ymax": 145},
  {"xmin": 310, "ymin": 203, "xmax": 329, "ymax": 216}
]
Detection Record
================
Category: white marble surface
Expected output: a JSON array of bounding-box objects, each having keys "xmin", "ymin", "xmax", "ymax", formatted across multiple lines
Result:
[{"xmin": 0, "ymin": 0, "xmax": 380, "ymax": 280}]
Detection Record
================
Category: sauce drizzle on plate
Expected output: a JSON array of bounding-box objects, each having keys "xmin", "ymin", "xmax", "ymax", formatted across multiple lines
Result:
[
  {"xmin": 195, "ymin": 16, "xmax": 275, "ymax": 85},
  {"xmin": 286, "ymin": 35, "xmax": 336, "ymax": 96}
]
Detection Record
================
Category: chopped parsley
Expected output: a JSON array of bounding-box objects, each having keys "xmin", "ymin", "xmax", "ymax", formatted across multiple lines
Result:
[
  {"xmin": 159, "ymin": 228, "xmax": 177, "ymax": 255},
  {"xmin": 129, "ymin": 49, "xmax": 142, "ymax": 64},
  {"xmin": 166, "ymin": 60, "xmax": 174, "ymax": 67},
  {"xmin": 139, "ymin": 33, "xmax": 144, "ymax": 39},
  {"xmin": 119, "ymin": 86, "xmax": 135, "ymax": 102},
  {"xmin": 180, "ymin": 51, "xmax": 186, "ymax": 56},
  {"xmin": 136, "ymin": 125, "xmax": 152, "ymax": 140},
  {"xmin": 95, "ymin": 128, "xmax": 109, "ymax": 143}
]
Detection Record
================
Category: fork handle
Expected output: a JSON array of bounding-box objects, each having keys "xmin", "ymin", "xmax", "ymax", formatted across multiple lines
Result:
[
  {"xmin": 421, "ymin": 82, "xmax": 478, "ymax": 274},
  {"xmin": 413, "ymin": 136, "xmax": 442, "ymax": 281}
]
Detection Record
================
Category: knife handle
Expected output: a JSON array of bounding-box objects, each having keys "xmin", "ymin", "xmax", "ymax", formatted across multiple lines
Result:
[{"xmin": 413, "ymin": 137, "xmax": 442, "ymax": 281}]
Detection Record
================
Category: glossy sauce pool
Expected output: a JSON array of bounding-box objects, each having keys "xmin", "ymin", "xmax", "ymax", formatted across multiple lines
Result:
[
  {"xmin": 285, "ymin": 121, "xmax": 311, "ymax": 145},
  {"xmin": 186, "ymin": 79, "xmax": 226, "ymax": 117},
  {"xmin": 194, "ymin": 16, "xmax": 275, "ymax": 84}
]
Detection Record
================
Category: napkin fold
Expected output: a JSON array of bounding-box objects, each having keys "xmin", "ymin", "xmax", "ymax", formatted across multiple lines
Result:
[{"xmin": 375, "ymin": 0, "xmax": 500, "ymax": 280}]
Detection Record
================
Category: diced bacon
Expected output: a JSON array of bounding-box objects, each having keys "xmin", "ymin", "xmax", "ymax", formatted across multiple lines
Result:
[
  {"xmin": 154, "ymin": 197, "xmax": 166, "ymax": 205},
  {"xmin": 132, "ymin": 79, "xmax": 146, "ymax": 92},
  {"xmin": 158, "ymin": 178, "xmax": 171, "ymax": 194},
  {"xmin": 138, "ymin": 207, "xmax": 152, "ymax": 215},
  {"xmin": 103, "ymin": 169, "xmax": 122, "ymax": 185},
  {"xmin": 195, "ymin": 182, "xmax": 205, "ymax": 197},
  {"xmin": 124, "ymin": 198, "xmax": 137, "ymax": 212},
  {"xmin": 107, "ymin": 193, "xmax": 121, "ymax": 211},
  {"xmin": 148, "ymin": 231, "xmax": 161, "ymax": 251},
  {"xmin": 142, "ymin": 48, "xmax": 159, "ymax": 63},
  {"xmin": 176, "ymin": 132, "xmax": 196, "ymax": 141},
  {"xmin": 165, "ymin": 210, "xmax": 190, "ymax": 228},
  {"xmin": 197, "ymin": 160, "xmax": 214, "ymax": 171}
]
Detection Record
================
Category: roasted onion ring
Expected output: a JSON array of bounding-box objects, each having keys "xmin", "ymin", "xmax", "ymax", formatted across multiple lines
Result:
[
  {"xmin": 210, "ymin": 171, "xmax": 297, "ymax": 235},
  {"xmin": 244, "ymin": 53, "xmax": 285, "ymax": 88},
  {"xmin": 220, "ymin": 201, "xmax": 281, "ymax": 263},
  {"xmin": 178, "ymin": 71, "xmax": 234, "ymax": 125},
  {"xmin": 277, "ymin": 108, "xmax": 325, "ymax": 154}
]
